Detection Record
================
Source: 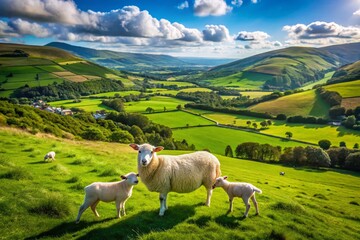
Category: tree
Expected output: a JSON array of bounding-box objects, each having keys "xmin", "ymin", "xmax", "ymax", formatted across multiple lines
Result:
[
  {"xmin": 252, "ymin": 122, "xmax": 258, "ymax": 129},
  {"xmin": 276, "ymin": 114, "xmax": 287, "ymax": 120},
  {"xmin": 246, "ymin": 121, "xmax": 251, "ymax": 127},
  {"xmin": 176, "ymin": 104, "xmax": 182, "ymax": 110},
  {"xmin": 82, "ymin": 128, "xmax": 106, "ymax": 141},
  {"xmin": 146, "ymin": 107, "xmax": 154, "ymax": 114},
  {"xmin": 344, "ymin": 152, "xmax": 360, "ymax": 171},
  {"xmin": 293, "ymin": 146, "xmax": 307, "ymax": 165},
  {"xmin": 285, "ymin": 131, "xmax": 293, "ymax": 139},
  {"xmin": 354, "ymin": 143, "xmax": 359, "ymax": 149},
  {"xmin": 267, "ymin": 120, "xmax": 273, "ymax": 126},
  {"xmin": 225, "ymin": 145, "xmax": 234, "ymax": 158},
  {"xmin": 109, "ymin": 130, "xmax": 134, "ymax": 143},
  {"xmin": 339, "ymin": 141, "xmax": 346, "ymax": 147},
  {"xmin": 305, "ymin": 146, "xmax": 331, "ymax": 167},
  {"xmin": 318, "ymin": 139, "xmax": 331, "ymax": 150},
  {"xmin": 260, "ymin": 121, "xmax": 268, "ymax": 128},
  {"xmin": 343, "ymin": 115, "xmax": 356, "ymax": 128}
]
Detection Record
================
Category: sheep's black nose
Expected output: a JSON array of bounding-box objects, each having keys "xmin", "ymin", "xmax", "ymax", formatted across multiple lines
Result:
[
  {"xmin": 142, "ymin": 160, "xmax": 146, "ymax": 165},
  {"xmin": 134, "ymin": 180, "xmax": 139, "ymax": 184}
]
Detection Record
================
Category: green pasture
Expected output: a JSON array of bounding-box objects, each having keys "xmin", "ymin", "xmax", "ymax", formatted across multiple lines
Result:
[
  {"xmin": 124, "ymin": 96, "xmax": 189, "ymax": 113},
  {"xmin": 186, "ymin": 110, "xmax": 360, "ymax": 148},
  {"xmin": 239, "ymin": 91, "xmax": 272, "ymax": 99},
  {"xmin": 49, "ymin": 99, "xmax": 113, "ymax": 112},
  {"xmin": 89, "ymin": 91, "xmax": 141, "ymax": 98},
  {"xmin": 300, "ymin": 71, "xmax": 335, "ymax": 90},
  {"xmin": 146, "ymin": 111, "xmax": 215, "ymax": 128},
  {"xmin": 250, "ymin": 89, "xmax": 330, "ymax": 118},
  {"xmin": 325, "ymin": 79, "xmax": 360, "ymax": 98},
  {"xmin": 0, "ymin": 57, "xmax": 54, "ymax": 66},
  {"xmin": 173, "ymin": 126, "xmax": 309, "ymax": 155},
  {"xmin": 0, "ymin": 128, "xmax": 359, "ymax": 240},
  {"xmin": 150, "ymin": 80, "xmax": 196, "ymax": 87}
]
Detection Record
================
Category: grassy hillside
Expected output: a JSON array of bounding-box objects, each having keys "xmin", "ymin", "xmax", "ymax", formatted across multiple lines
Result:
[
  {"xmin": 324, "ymin": 80, "xmax": 360, "ymax": 98},
  {"xmin": 146, "ymin": 111, "xmax": 215, "ymax": 128},
  {"xmin": 1, "ymin": 127, "xmax": 359, "ymax": 239},
  {"xmin": 249, "ymin": 89, "xmax": 330, "ymax": 118}
]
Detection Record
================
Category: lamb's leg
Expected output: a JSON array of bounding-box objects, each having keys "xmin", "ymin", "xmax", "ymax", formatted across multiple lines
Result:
[
  {"xmin": 206, "ymin": 188, "xmax": 213, "ymax": 207},
  {"xmin": 121, "ymin": 200, "xmax": 127, "ymax": 216},
  {"xmin": 90, "ymin": 199, "xmax": 100, "ymax": 217},
  {"xmin": 76, "ymin": 200, "xmax": 92, "ymax": 223},
  {"xmin": 228, "ymin": 197, "xmax": 234, "ymax": 213},
  {"xmin": 251, "ymin": 194, "xmax": 259, "ymax": 215},
  {"xmin": 116, "ymin": 200, "xmax": 121, "ymax": 218},
  {"xmin": 159, "ymin": 192, "xmax": 168, "ymax": 216},
  {"xmin": 242, "ymin": 197, "xmax": 251, "ymax": 218}
]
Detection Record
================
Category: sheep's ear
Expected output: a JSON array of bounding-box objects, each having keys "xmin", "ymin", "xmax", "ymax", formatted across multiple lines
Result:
[
  {"xmin": 136, "ymin": 173, "xmax": 139, "ymax": 177},
  {"xmin": 223, "ymin": 176, "xmax": 228, "ymax": 180},
  {"xmin": 129, "ymin": 143, "xmax": 139, "ymax": 150},
  {"xmin": 121, "ymin": 175, "xmax": 127, "ymax": 180},
  {"xmin": 154, "ymin": 146, "xmax": 164, "ymax": 152}
]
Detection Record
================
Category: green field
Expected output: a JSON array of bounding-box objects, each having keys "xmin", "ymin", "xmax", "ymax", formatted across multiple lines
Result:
[
  {"xmin": 146, "ymin": 111, "xmax": 215, "ymax": 128},
  {"xmin": 300, "ymin": 71, "xmax": 335, "ymax": 90},
  {"xmin": 186, "ymin": 110, "xmax": 360, "ymax": 148},
  {"xmin": 124, "ymin": 96, "xmax": 189, "ymax": 113},
  {"xmin": 324, "ymin": 79, "xmax": 360, "ymax": 98},
  {"xmin": 207, "ymin": 72, "xmax": 272, "ymax": 90},
  {"xmin": 173, "ymin": 126, "xmax": 309, "ymax": 155},
  {"xmin": 89, "ymin": 91, "xmax": 141, "ymax": 98},
  {"xmin": 239, "ymin": 91, "xmax": 272, "ymax": 99},
  {"xmin": 49, "ymin": 99, "xmax": 113, "ymax": 112},
  {"xmin": 250, "ymin": 89, "xmax": 330, "ymax": 118},
  {"xmin": 2, "ymin": 128, "xmax": 359, "ymax": 239},
  {"xmin": 150, "ymin": 80, "xmax": 196, "ymax": 87}
]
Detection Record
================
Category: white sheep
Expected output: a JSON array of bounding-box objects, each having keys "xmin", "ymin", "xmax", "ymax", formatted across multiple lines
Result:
[
  {"xmin": 280, "ymin": 171, "xmax": 285, "ymax": 176},
  {"xmin": 44, "ymin": 151, "xmax": 55, "ymax": 162},
  {"xmin": 129, "ymin": 143, "xmax": 221, "ymax": 216},
  {"xmin": 75, "ymin": 172, "xmax": 139, "ymax": 223},
  {"xmin": 212, "ymin": 176, "xmax": 262, "ymax": 218}
]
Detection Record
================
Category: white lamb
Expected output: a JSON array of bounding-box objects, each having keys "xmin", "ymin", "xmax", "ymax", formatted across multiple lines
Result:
[
  {"xmin": 44, "ymin": 151, "xmax": 55, "ymax": 161},
  {"xmin": 212, "ymin": 176, "xmax": 262, "ymax": 218},
  {"xmin": 129, "ymin": 143, "xmax": 221, "ymax": 216},
  {"xmin": 75, "ymin": 172, "xmax": 139, "ymax": 223}
]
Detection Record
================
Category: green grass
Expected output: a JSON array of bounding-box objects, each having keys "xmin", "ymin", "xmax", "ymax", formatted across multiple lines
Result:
[
  {"xmin": 300, "ymin": 71, "xmax": 335, "ymax": 90},
  {"xmin": 207, "ymin": 72, "xmax": 272, "ymax": 90},
  {"xmin": 324, "ymin": 79, "xmax": 360, "ymax": 98},
  {"xmin": 146, "ymin": 111, "xmax": 215, "ymax": 128},
  {"xmin": 173, "ymin": 126, "xmax": 309, "ymax": 155},
  {"xmin": 88, "ymin": 91, "xmax": 141, "ymax": 98},
  {"xmin": 250, "ymin": 89, "xmax": 330, "ymax": 118},
  {"xmin": 150, "ymin": 80, "xmax": 196, "ymax": 87},
  {"xmin": 239, "ymin": 91, "xmax": 272, "ymax": 99},
  {"xmin": 124, "ymin": 96, "xmax": 189, "ymax": 113},
  {"xmin": 187, "ymin": 109, "xmax": 360, "ymax": 148},
  {"xmin": 1, "ymin": 127, "xmax": 359, "ymax": 239},
  {"xmin": 49, "ymin": 99, "xmax": 114, "ymax": 112}
]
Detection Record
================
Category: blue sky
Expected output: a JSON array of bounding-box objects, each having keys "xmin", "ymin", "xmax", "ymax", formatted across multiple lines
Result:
[{"xmin": 0, "ymin": 0, "xmax": 360, "ymax": 58}]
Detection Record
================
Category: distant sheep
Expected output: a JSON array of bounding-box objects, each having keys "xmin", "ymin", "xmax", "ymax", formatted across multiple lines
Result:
[
  {"xmin": 212, "ymin": 176, "xmax": 262, "ymax": 218},
  {"xmin": 130, "ymin": 143, "xmax": 221, "ymax": 216},
  {"xmin": 44, "ymin": 151, "xmax": 55, "ymax": 162},
  {"xmin": 75, "ymin": 172, "xmax": 139, "ymax": 223},
  {"xmin": 280, "ymin": 172, "xmax": 285, "ymax": 176}
]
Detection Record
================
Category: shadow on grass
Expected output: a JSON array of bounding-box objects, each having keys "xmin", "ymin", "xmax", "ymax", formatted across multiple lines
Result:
[
  {"xmin": 28, "ymin": 160, "xmax": 47, "ymax": 164},
  {"xmin": 26, "ymin": 204, "xmax": 197, "ymax": 240}
]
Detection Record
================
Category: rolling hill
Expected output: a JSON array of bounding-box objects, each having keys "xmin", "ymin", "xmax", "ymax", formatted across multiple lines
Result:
[
  {"xmin": 329, "ymin": 60, "xmax": 360, "ymax": 84},
  {"xmin": 46, "ymin": 42, "xmax": 190, "ymax": 71},
  {"xmin": 198, "ymin": 42, "xmax": 360, "ymax": 90}
]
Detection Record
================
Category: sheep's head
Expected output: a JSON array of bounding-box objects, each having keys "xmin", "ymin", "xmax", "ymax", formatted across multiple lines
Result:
[
  {"xmin": 121, "ymin": 172, "xmax": 140, "ymax": 185},
  {"xmin": 129, "ymin": 143, "xmax": 164, "ymax": 167},
  {"xmin": 212, "ymin": 176, "xmax": 228, "ymax": 189}
]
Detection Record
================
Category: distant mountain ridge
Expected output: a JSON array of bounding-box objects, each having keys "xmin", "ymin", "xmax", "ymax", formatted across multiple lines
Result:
[
  {"xmin": 200, "ymin": 42, "xmax": 360, "ymax": 90},
  {"xmin": 46, "ymin": 42, "xmax": 189, "ymax": 71}
]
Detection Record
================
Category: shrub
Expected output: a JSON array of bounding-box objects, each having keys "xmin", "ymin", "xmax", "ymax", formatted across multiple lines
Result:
[
  {"xmin": 305, "ymin": 146, "xmax": 331, "ymax": 167},
  {"xmin": 318, "ymin": 139, "xmax": 331, "ymax": 150},
  {"xmin": 344, "ymin": 152, "xmax": 360, "ymax": 171},
  {"xmin": 28, "ymin": 192, "xmax": 71, "ymax": 218}
]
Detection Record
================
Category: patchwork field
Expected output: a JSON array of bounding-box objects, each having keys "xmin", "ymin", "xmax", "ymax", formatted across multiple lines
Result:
[
  {"xmin": 249, "ymin": 89, "xmax": 330, "ymax": 118},
  {"xmin": 300, "ymin": 71, "xmax": 335, "ymax": 90},
  {"xmin": 206, "ymin": 72, "xmax": 272, "ymax": 90},
  {"xmin": 89, "ymin": 91, "xmax": 142, "ymax": 98},
  {"xmin": 49, "ymin": 99, "xmax": 113, "ymax": 112},
  {"xmin": 146, "ymin": 111, "xmax": 215, "ymax": 128},
  {"xmin": 150, "ymin": 80, "xmax": 196, "ymax": 87},
  {"xmin": 324, "ymin": 79, "xmax": 360, "ymax": 98},
  {"xmin": 124, "ymin": 96, "xmax": 189, "ymax": 113},
  {"xmin": 239, "ymin": 91, "xmax": 271, "ymax": 99},
  {"xmin": 1, "ymin": 128, "xmax": 359, "ymax": 240}
]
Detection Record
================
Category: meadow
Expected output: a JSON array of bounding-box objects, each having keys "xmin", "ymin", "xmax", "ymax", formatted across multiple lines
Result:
[
  {"xmin": 49, "ymin": 99, "xmax": 113, "ymax": 112},
  {"xmin": 145, "ymin": 111, "xmax": 215, "ymax": 128},
  {"xmin": 300, "ymin": 71, "xmax": 335, "ymax": 90},
  {"xmin": 324, "ymin": 79, "xmax": 360, "ymax": 98},
  {"xmin": 1, "ymin": 127, "xmax": 359, "ymax": 240},
  {"xmin": 249, "ymin": 89, "xmax": 330, "ymax": 118},
  {"xmin": 124, "ymin": 96, "xmax": 189, "ymax": 113},
  {"xmin": 206, "ymin": 72, "xmax": 272, "ymax": 90}
]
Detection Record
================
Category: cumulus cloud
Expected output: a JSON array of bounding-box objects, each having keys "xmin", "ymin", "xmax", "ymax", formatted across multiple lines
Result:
[
  {"xmin": 8, "ymin": 19, "xmax": 51, "ymax": 37},
  {"xmin": 235, "ymin": 31, "xmax": 270, "ymax": 41},
  {"xmin": 177, "ymin": 1, "xmax": 189, "ymax": 10},
  {"xmin": 202, "ymin": 25, "xmax": 232, "ymax": 42},
  {"xmin": 283, "ymin": 21, "xmax": 360, "ymax": 40},
  {"xmin": 251, "ymin": 0, "xmax": 258, "ymax": 3},
  {"xmin": 231, "ymin": 0, "xmax": 243, "ymax": 7},
  {"xmin": 194, "ymin": 0, "xmax": 232, "ymax": 17},
  {"xmin": 354, "ymin": 9, "xmax": 360, "ymax": 16}
]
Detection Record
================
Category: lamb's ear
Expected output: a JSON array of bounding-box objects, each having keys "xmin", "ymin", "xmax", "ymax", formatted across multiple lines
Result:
[
  {"xmin": 223, "ymin": 176, "xmax": 228, "ymax": 180},
  {"xmin": 154, "ymin": 146, "xmax": 164, "ymax": 152},
  {"xmin": 121, "ymin": 175, "xmax": 127, "ymax": 180},
  {"xmin": 129, "ymin": 143, "xmax": 139, "ymax": 150}
]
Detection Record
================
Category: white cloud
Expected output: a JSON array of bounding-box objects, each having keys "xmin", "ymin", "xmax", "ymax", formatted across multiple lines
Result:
[
  {"xmin": 235, "ymin": 31, "xmax": 270, "ymax": 41},
  {"xmin": 251, "ymin": 0, "xmax": 258, "ymax": 3},
  {"xmin": 8, "ymin": 19, "xmax": 51, "ymax": 37},
  {"xmin": 194, "ymin": 0, "xmax": 232, "ymax": 17},
  {"xmin": 354, "ymin": 9, "xmax": 360, "ymax": 16},
  {"xmin": 231, "ymin": 0, "xmax": 243, "ymax": 7},
  {"xmin": 203, "ymin": 25, "xmax": 232, "ymax": 42},
  {"xmin": 283, "ymin": 21, "xmax": 360, "ymax": 40},
  {"xmin": 177, "ymin": 1, "xmax": 189, "ymax": 10}
]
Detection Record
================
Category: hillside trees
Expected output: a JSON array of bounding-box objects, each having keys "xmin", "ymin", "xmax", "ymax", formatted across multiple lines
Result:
[
  {"xmin": 318, "ymin": 139, "xmax": 332, "ymax": 150},
  {"xmin": 234, "ymin": 142, "xmax": 281, "ymax": 162}
]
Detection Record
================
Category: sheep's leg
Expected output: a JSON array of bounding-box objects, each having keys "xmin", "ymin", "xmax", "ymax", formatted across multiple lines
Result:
[
  {"xmin": 228, "ymin": 197, "xmax": 234, "ymax": 213},
  {"xmin": 205, "ymin": 188, "xmax": 213, "ymax": 207},
  {"xmin": 121, "ymin": 200, "xmax": 127, "ymax": 216},
  {"xmin": 116, "ymin": 200, "xmax": 121, "ymax": 218},
  {"xmin": 76, "ymin": 200, "xmax": 92, "ymax": 223},
  {"xmin": 251, "ymin": 194, "xmax": 259, "ymax": 215},
  {"xmin": 90, "ymin": 200, "xmax": 100, "ymax": 217},
  {"xmin": 242, "ymin": 197, "xmax": 251, "ymax": 218},
  {"xmin": 159, "ymin": 192, "xmax": 168, "ymax": 216}
]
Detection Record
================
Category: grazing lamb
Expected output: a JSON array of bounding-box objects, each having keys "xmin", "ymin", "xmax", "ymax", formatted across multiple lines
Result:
[
  {"xmin": 280, "ymin": 171, "xmax": 285, "ymax": 176},
  {"xmin": 44, "ymin": 151, "xmax": 55, "ymax": 162},
  {"xmin": 129, "ymin": 143, "xmax": 221, "ymax": 216},
  {"xmin": 75, "ymin": 172, "xmax": 139, "ymax": 223},
  {"xmin": 212, "ymin": 176, "xmax": 262, "ymax": 218}
]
